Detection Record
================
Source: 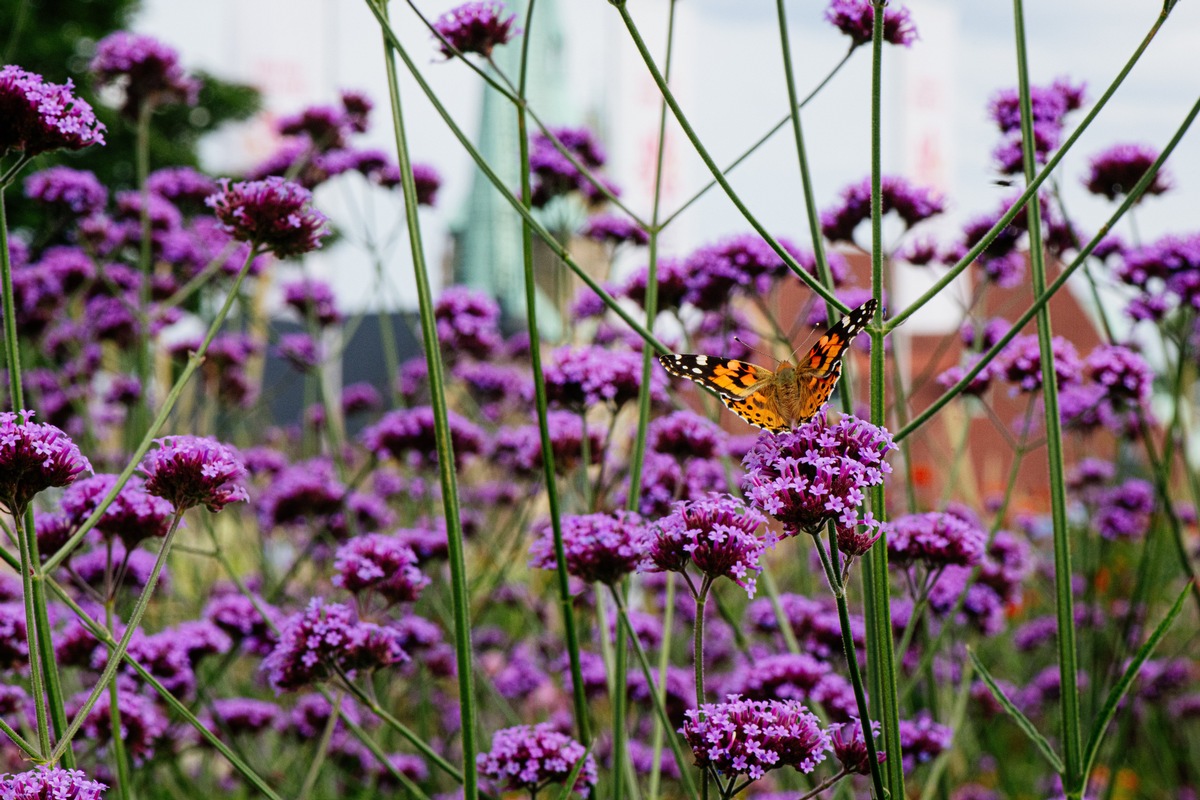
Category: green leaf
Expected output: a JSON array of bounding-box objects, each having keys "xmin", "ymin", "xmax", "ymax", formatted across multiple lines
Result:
[
  {"xmin": 967, "ymin": 648, "xmax": 1065, "ymax": 775},
  {"xmin": 1080, "ymin": 582, "xmax": 1190, "ymax": 789},
  {"xmin": 555, "ymin": 741, "xmax": 596, "ymax": 800}
]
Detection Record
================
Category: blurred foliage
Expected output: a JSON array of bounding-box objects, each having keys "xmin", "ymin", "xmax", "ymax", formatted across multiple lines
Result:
[{"xmin": 1, "ymin": 0, "xmax": 262, "ymax": 231}]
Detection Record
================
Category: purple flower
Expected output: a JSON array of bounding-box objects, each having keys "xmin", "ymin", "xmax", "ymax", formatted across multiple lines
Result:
[
  {"xmin": 725, "ymin": 652, "xmax": 832, "ymax": 702},
  {"xmin": 645, "ymin": 493, "xmax": 770, "ymax": 596},
  {"xmin": 0, "ymin": 603, "xmax": 29, "ymax": 669},
  {"xmin": 581, "ymin": 214, "xmax": 649, "ymax": 247},
  {"xmin": 206, "ymin": 177, "xmax": 329, "ymax": 258},
  {"xmin": 1083, "ymin": 143, "xmax": 1170, "ymax": 201},
  {"xmin": 202, "ymin": 591, "xmax": 282, "ymax": 656},
  {"xmin": 435, "ymin": 286, "xmax": 502, "ymax": 360},
  {"xmin": 825, "ymin": 0, "xmax": 918, "ymax": 47},
  {"xmin": 682, "ymin": 234, "xmax": 802, "ymax": 310},
  {"xmin": 0, "ymin": 410, "xmax": 91, "ymax": 514},
  {"xmin": 361, "ymin": 406, "xmax": 485, "ymax": 469},
  {"xmin": 1082, "ymin": 344, "xmax": 1153, "ymax": 431},
  {"xmin": 276, "ymin": 332, "xmax": 323, "ymax": 372},
  {"xmin": 988, "ymin": 78, "xmax": 1085, "ymax": 135},
  {"xmin": 90, "ymin": 32, "xmax": 200, "ymax": 116},
  {"xmin": 433, "ymin": 2, "xmax": 519, "ymax": 58},
  {"xmin": 333, "ymin": 534, "xmax": 429, "ymax": 604},
  {"xmin": 899, "ymin": 713, "xmax": 952, "ymax": 770},
  {"xmin": 1093, "ymin": 478, "xmax": 1154, "ymax": 540},
  {"xmin": 453, "ymin": 361, "xmax": 524, "ymax": 421},
  {"xmin": 747, "ymin": 593, "xmax": 864, "ymax": 660},
  {"xmin": 277, "ymin": 104, "xmax": 351, "ymax": 149},
  {"xmin": 207, "ymin": 698, "xmax": 280, "ymax": 736},
  {"xmin": 831, "ymin": 718, "xmax": 885, "ymax": 775},
  {"xmin": 23, "ymin": 166, "xmax": 107, "ymax": 216},
  {"xmin": 72, "ymin": 541, "xmax": 168, "ymax": 595},
  {"xmin": 0, "ymin": 65, "xmax": 106, "ymax": 155},
  {"xmin": 139, "ymin": 435, "xmax": 247, "ymax": 513},
  {"xmin": 621, "ymin": 258, "xmax": 690, "ymax": 312},
  {"xmin": 257, "ymin": 458, "xmax": 345, "ymax": 528},
  {"xmin": 529, "ymin": 511, "xmax": 648, "ymax": 585},
  {"xmin": 492, "ymin": 410, "xmax": 603, "ymax": 477},
  {"xmin": 991, "ymin": 122, "xmax": 1061, "ymax": 175},
  {"xmin": 961, "ymin": 317, "xmax": 1011, "ymax": 351},
  {"xmin": 999, "ymin": 334, "xmax": 1082, "ymax": 393},
  {"xmin": 741, "ymin": 413, "xmax": 894, "ymax": 537},
  {"xmin": 283, "ymin": 279, "xmax": 342, "ymax": 326},
  {"xmin": 0, "ymin": 767, "xmax": 107, "ymax": 799},
  {"xmin": 70, "ymin": 688, "xmax": 169, "ymax": 765},
  {"xmin": 647, "ymin": 410, "xmax": 726, "ymax": 461},
  {"xmin": 682, "ymin": 695, "xmax": 831, "ymax": 780},
  {"xmin": 529, "ymin": 127, "xmax": 613, "ymax": 208},
  {"xmin": 821, "ymin": 175, "xmax": 944, "ymax": 245},
  {"xmin": 477, "ymin": 724, "xmax": 597, "ymax": 798},
  {"xmin": 263, "ymin": 598, "xmax": 409, "ymax": 692},
  {"xmin": 146, "ymin": 166, "xmax": 218, "ymax": 206},
  {"xmin": 341, "ymin": 382, "xmax": 382, "ymax": 415},
  {"xmin": 542, "ymin": 345, "xmax": 665, "ymax": 410},
  {"xmin": 411, "ymin": 163, "xmax": 442, "ymax": 206},
  {"xmin": 886, "ymin": 511, "xmax": 987, "ymax": 569}
]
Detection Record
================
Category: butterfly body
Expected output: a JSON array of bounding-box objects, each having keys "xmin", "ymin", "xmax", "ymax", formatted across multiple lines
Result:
[{"xmin": 658, "ymin": 299, "xmax": 877, "ymax": 433}]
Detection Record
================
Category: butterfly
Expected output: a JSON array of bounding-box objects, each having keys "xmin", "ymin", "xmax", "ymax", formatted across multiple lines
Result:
[{"xmin": 658, "ymin": 298, "xmax": 878, "ymax": 433}]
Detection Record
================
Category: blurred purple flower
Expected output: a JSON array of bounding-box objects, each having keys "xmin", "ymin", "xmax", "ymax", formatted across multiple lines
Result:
[
  {"xmin": 361, "ymin": 406, "xmax": 485, "ymax": 469},
  {"xmin": 477, "ymin": 724, "xmax": 597, "ymax": 798},
  {"xmin": 1084, "ymin": 143, "xmax": 1170, "ymax": 201},
  {"xmin": 821, "ymin": 175, "xmax": 944, "ymax": 245},
  {"xmin": 830, "ymin": 718, "xmax": 885, "ymax": 775},
  {"xmin": 988, "ymin": 78, "xmax": 1085, "ymax": 135},
  {"xmin": 899, "ymin": 713, "xmax": 952, "ymax": 770},
  {"xmin": 1093, "ymin": 478, "xmax": 1154, "ymax": 540},
  {"xmin": 825, "ymin": 0, "xmax": 917, "ymax": 47},
  {"xmin": 207, "ymin": 698, "xmax": 280, "ymax": 736},
  {"xmin": 682, "ymin": 234, "xmax": 802, "ymax": 310},
  {"xmin": 0, "ymin": 65, "xmax": 106, "ymax": 155},
  {"xmin": 435, "ymin": 286, "xmax": 502, "ymax": 360},
  {"xmin": 492, "ymin": 410, "xmax": 603, "ymax": 477},
  {"xmin": 91, "ymin": 31, "xmax": 200, "ymax": 116},
  {"xmin": 581, "ymin": 214, "xmax": 649, "ymax": 247},
  {"xmin": 433, "ymin": 2, "xmax": 519, "ymax": 58},
  {"xmin": 999, "ymin": 334, "xmax": 1082, "ymax": 393},
  {"xmin": 682, "ymin": 695, "xmax": 831, "ymax": 780},
  {"xmin": 278, "ymin": 104, "xmax": 350, "ymax": 149},
  {"xmin": 529, "ymin": 511, "xmax": 648, "ymax": 585},
  {"xmin": 542, "ymin": 345, "xmax": 665, "ymax": 410},
  {"xmin": 256, "ymin": 457, "xmax": 345, "ymax": 529},
  {"xmin": 139, "ymin": 435, "xmax": 247, "ymax": 513},
  {"xmin": 203, "ymin": 591, "xmax": 282, "ymax": 656},
  {"xmin": 529, "ymin": 126, "xmax": 614, "ymax": 208},
  {"xmin": 60, "ymin": 473, "xmax": 173, "ymax": 547},
  {"xmin": 70, "ymin": 687, "xmax": 168, "ymax": 764},
  {"xmin": 283, "ymin": 279, "xmax": 342, "ymax": 327},
  {"xmin": 0, "ymin": 603, "xmax": 29, "ymax": 669},
  {"xmin": 647, "ymin": 410, "xmax": 726, "ymax": 461},
  {"xmin": 276, "ymin": 332, "xmax": 323, "ymax": 372},
  {"xmin": 207, "ymin": 176, "xmax": 329, "ymax": 258},
  {"xmin": 263, "ymin": 598, "xmax": 409, "ymax": 692},
  {"xmin": 146, "ymin": 166, "xmax": 218, "ymax": 206},
  {"xmin": 0, "ymin": 410, "xmax": 91, "ymax": 514},
  {"xmin": 341, "ymin": 382, "xmax": 382, "ymax": 415},
  {"xmin": 24, "ymin": 166, "xmax": 107, "ymax": 216},
  {"xmin": 621, "ymin": 257, "xmax": 690, "ymax": 311},
  {"xmin": 886, "ymin": 511, "xmax": 987, "ymax": 569}
]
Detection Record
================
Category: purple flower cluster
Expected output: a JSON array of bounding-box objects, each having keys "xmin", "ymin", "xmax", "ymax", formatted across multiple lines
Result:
[
  {"xmin": 529, "ymin": 511, "xmax": 647, "ymax": 585},
  {"xmin": 987, "ymin": 78, "xmax": 1085, "ymax": 175},
  {"xmin": 256, "ymin": 457, "xmax": 345, "ymax": 529},
  {"xmin": 746, "ymin": 592, "xmax": 864, "ymax": 660},
  {"xmin": 681, "ymin": 234, "xmax": 802, "ymax": 311},
  {"xmin": 647, "ymin": 410, "xmax": 726, "ymax": 461},
  {"xmin": 71, "ymin": 687, "xmax": 169, "ymax": 764},
  {"xmin": 333, "ymin": 534, "xmax": 429, "ymax": 605},
  {"xmin": 529, "ymin": 126, "xmax": 614, "ymax": 208},
  {"xmin": 928, "ymin": 529, "xmax": 1034, "ymax": 634},
  {"xmin": 477, "ymin": 724, "xmax": 597, "ymax": 797},
  {"xmin": 433, "ymin": 1, "xmax": 519, "ymax": 58},
  {"xmin": 1117, "ymin": 233, "xmax": 1200, "ymax": 322},
  {"xmin": 831, "ymin": 719, "xmax": 885, "ymax": 775},
  {"xmin": 24, "ymin": 166, "xmax": 108, "ymax": 216},
  {"xmin": 0, "ymin": 767, "xmax": 108, "ymax": 799},
  {"xmin": 90, "ymin": 31, "xmax": 200, "ymax": 116},
  {"xmin": 886, "ymin": 511, "xmax": 987, "ymax": 569},
  {"xmin": 645, "ymin": 493, "xmax": 770, "ymax": 596},
  {"xmin": 61, "ymin": 474, "xmax": 173, "ymax": 547},
  {"xmin": 542, "ymin": 345, "xmax": 665, "ymax": 410},
  {"xmin": 492, "ymin": 410, "xmax": 602, "ymax": 477},
  {"xmin": 898, "ymin": 713, "xmax": 953, "ymax": 770},
  {"xmin": 581, "ymin": 213, "xmax": 649, "ymax": 247},
  {"xmin": 619, "ymin": 258, "xmax": 690, "ymax": 312},
  {"xmin": 999, "ymin": 334, "xmax": 1082, "ymax": 393},
  {"xmin": 1093, "ymin": 478, "xmax": 1155, "ymax": 540},
  {"xmin": 1083, "ymin": 143, "xmax": 1171, "ymax": 201},
  {"xmin": 825, "ymin": 0, "xmax": 918, "ymax": 48},
  {"xmin": 263, "ymin": 598, "xmax": 408, "ymax": 692},
  {"xmin": 139, "ymin": 435, "xmax": 248, "ymax": 512},
  {"xmin": 276, "ymin": 333, "xmax": 323, "ymax": 372},
  {"xmin": 283, "ymin": 279, "xmax": 342, "ymax": 327},
  {"xmin": 0, "ymin": 65, "xmax": 106, "ymax": 155},
  {"xmin": 0, "ymin": 410, "xmax": 91, "ymax": 513},
  {"xmin": 360, "ymin": 406, "xmax": 485, "ymax": 469},
  {"xmin": 821, "ymin": 175, "xmax": 944, "ymax": 245},
  {"xmin": 435, "ymin": 286, "xmax": 502, "ymax": 360},
  {"xmin": 1062, "ymin": 344, "xmax": 1154, "ymax": 434},
  {"xmin": 203, "ymin": 591, "xmax": 282, "ymax": 656},
  {"xmin": 681, "ymin": 695, "xmax": 831, "ymax": 780},
  {"xmin": 741, "ymin": 413, "xmax": 894, "ymax": 539},
  {"xmin": 206, "ymin": 177, "xmax": 330, "ymax": 258}
]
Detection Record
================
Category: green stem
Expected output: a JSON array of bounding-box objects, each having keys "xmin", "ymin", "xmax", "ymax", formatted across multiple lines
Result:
[
  {"xmin": 0, "ymin": 185, "xmax": 24, "ymax": 412},
  {"xmin": 105, "ymin": 600, "xmax": 133, "ymax": 800},
  {"xmin": 297, "ymin": 692, "xmax": 341, "ymax": 800},
  {"xmin": 693, "ymin": 578, "xmax": 711, "ymax": 708},
  {"xmin": 376, "ymin": 6, "xmax": 477, "ymax": 795},
  {"xmin": 51, "ymin": 510, "xmax": 185, "ymax": 762},
  {"xmin": 886, "ymin": 5, "xmax": 1172, "ymax": 333},
  {"xmin": 131, "ymin": 101, "xmax": 155, "ymax": 446},
  {"xmin": 866, "ymin": 4, "xmax": 903, "ymax": 796},
  {"xmin": 13, "ymin": 502, "xmax": 48, "ymax": 757},
  {"xmin": 1012, "ymin": 0, "xmax": 1081, "ymax": 790}
]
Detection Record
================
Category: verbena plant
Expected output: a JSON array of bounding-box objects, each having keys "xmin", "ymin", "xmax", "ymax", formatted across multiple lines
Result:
[{"xmin": 0, "ymin": 2, "xmax": 1196, "ymax": 799}]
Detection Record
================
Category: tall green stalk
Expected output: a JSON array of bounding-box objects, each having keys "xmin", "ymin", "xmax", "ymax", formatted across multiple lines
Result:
[
  {"xmin": 865, "ymin": 3, "xmax": 904, "ymax": 796},
  {"xmin": 1011, "ymin": 0, "xmax": 1081, "ymax": 792},
  {"xmin": 376, "ymin": 4, "xmax": 478, "ymax": 796}
]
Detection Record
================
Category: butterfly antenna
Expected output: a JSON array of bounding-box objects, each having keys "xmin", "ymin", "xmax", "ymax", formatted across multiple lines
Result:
[{"xmin": 732, "ymin": 336, "xmax": 780, "ymax": 365}]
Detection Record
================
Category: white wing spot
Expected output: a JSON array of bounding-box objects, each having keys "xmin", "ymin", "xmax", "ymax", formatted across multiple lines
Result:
[
  {"xmin": 691, "ymin": 367, "xmax": 703, "ymax": 374},
  {"xmin": 694, "ymin": 356, "xmax": 708, "ymax": 365}
]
